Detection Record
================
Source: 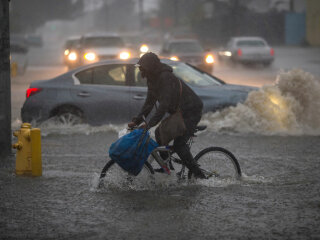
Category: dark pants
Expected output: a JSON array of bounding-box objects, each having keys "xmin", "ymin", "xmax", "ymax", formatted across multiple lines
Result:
[{"xmin": 155, "ymin": 110, "xmax": 202, "ymax": 168}]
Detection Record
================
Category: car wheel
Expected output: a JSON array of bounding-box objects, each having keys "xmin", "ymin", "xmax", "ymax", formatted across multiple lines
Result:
[{"xmin": 52, "ymin": 107, "xmax": 85, "ymax": 125}]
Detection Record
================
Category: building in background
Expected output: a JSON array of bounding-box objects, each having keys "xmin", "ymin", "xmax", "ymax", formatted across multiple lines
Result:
[{"xmin": 306, "ymin": 0, "xmax": 320, "ymax": 46}]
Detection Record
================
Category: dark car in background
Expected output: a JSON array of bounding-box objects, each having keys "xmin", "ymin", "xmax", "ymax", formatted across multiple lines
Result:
[
  {"xmin": 121, "ymin": 33, "xmax": 149, "ymax": 58},
  {"xmin": 63, "ymin": 36, "xmax": 81, "ymax": 69},
  {"xmin": 21, "ymin": 59, "xmax": 256, "ymax": 126},
  {"xmin": 218, "ymin": 36, "xmax": 275, "ymax": 67},
  {"xmin": 160, "ymin": 38, "xmax": 214, "ymax": 74},
  {"xmin": 10, "ymin": 34, "xmax": 29, "ymax": 75}
]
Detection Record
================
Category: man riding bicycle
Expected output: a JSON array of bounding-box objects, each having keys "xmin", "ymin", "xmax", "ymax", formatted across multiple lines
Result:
[{"xmin": 128, "ymin": 52, "xmax": 207, "ymax": 179}]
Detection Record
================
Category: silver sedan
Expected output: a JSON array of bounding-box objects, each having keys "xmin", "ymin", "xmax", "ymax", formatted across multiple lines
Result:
[
  {"xmin": 218, "ymin": 36, "xmax": 274, "ymax": 67},
  {"xmin": 21, "ymin": 59, "xmax": 256, "ymax": 125}
]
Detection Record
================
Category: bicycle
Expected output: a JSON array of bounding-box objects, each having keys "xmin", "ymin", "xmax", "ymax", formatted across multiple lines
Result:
[{"xmin": 99, "ymin": 125, "xmax": 242, "ymax": 186}]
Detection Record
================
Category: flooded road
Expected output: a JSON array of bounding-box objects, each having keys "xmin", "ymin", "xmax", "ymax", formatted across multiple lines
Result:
[
  {"xmin": 1, "ymin": 129, "xmax": 320, "ymax": 239},
  {"xmin": 2, "ymin": 46, "xmax": 320, "ymax": 239}
]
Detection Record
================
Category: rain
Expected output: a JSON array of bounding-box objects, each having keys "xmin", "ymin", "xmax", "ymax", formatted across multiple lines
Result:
[{"xmin": 1, "ymin": 0, "xmax": 320, "ymax": 239}]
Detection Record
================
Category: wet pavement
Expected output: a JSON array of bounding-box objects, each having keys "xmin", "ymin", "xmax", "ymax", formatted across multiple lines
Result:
[
  {"xmin": 2, "ymin": 46, "xmax": 320, "ymax": 239},
  {"xmin": 1, "ymin": 130, "xmax": 320, "ymax": 239}
]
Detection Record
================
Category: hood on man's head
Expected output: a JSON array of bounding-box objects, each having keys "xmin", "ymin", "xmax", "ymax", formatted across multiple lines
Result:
[{"xmin": 137, "ymin": 52, "xmax": 161, "ymax": 72}]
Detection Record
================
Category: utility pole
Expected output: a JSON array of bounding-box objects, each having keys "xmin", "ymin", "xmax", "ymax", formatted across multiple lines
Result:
[
  {"xmin": 138, "ymin": 0, "xmax": 144, "ymax": 31},
  {"xmin": 231, "ymin": 0, "xmax": 239, "ymax": 36},
  {"xmin": 0, "ymin": 0, "xmax": 12, "ymax": 158},
  {"xmin": 174, "ymin": 0, "xmax": 179, "ymax": 27},
  {"xmin": 289, "ymin": 0, "xmax": 294, "ymax": 12}
]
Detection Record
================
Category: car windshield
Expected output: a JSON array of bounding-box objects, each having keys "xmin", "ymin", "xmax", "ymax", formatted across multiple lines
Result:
[
  {"xmin": 83, "ymin": 37, "xmax": 125, "ymax": 48},
  {"xmin": 65, "ymin": 39, "xmax": 80, "ymax": 48},
  {"xmin": 123, "ymin": 35, "xmax": 141, "ymax": 45},
  {"xmin": 168, "ymin": 42, "xmax": 204, "ymax": 53},
  {"xmin": 169, "ymin": 62, "xmax": 223, "ymax": 86},
  {"xmin": 236, "ymin": 40, "xmax": 266, "ymax": 47}
]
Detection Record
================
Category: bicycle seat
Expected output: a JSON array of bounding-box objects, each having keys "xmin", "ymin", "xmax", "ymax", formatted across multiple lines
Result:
[{"xmin": 195, "ymin": 125, "xmax": 207, "ymax": 132}]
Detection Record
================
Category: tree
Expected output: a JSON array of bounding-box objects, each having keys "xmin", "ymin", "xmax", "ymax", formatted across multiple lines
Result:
[{"xmin": 10, "ymin": 0, "xmax": 83, "ymax": 33}]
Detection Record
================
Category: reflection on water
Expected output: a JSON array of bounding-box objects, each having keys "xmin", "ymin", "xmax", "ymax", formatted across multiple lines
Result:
[{"xmin": 3, "ymin": 125, "xmax": 320, "ymax": 239}]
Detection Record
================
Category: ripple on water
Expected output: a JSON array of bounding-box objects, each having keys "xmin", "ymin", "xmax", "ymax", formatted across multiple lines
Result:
[{"xmin": 89, "ymin": 168, "xmax": 268, "ymax": 193}]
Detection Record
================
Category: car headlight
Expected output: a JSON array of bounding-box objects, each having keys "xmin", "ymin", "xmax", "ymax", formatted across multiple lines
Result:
[
  {"xmin": 64, "ymin": 49, "xmax": 70, "ymax": 56},
  {"xmin": 224, "ymin": 51, "xmax": 232, "ymax": 57},
  {"xmin": 68, "ymin": 52, "xmax": 77, "ymax": 61},
  {"xmin": 84, "ymin": 52, "xmax": 96, "ymax": 61},
  {"xmin": 119, "ymin": 51, "xmax": 131, "ymax": 60},
  {"xmin": 140, "ymin": 44, "xmax": 149, "ymax": 53},
  {"xmin": 170, "ymin": 56, "xmax": 179, "ymax": 61},
  {"xmin": 205, "ymin": 54, "xmax": 214, "ymax": 64}
]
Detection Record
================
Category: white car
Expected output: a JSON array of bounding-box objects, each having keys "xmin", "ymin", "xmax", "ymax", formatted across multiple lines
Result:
[
  {"xmin": 63, "ymin": 36, "xmax": 81, "ymax": 69},
  {"xmin": 218, "ymin": 36, "xmax": 274, "ymax": 67},
  {"xmin": 77, "ymin": 33, "xmax": 132, "ymax": 66}
]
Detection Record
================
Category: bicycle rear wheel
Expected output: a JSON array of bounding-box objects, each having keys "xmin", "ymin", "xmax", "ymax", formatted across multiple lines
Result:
[{"xmin": 189, "ymin": 147, "xmax": 241, "ymax": 179}]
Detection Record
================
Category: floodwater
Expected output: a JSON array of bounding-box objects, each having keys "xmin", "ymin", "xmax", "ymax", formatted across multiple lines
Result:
[
  {"xmin": 1, "ymin": 128, "xmax": 320, "ymax": 239},
  {"xmin": 2, "ymin": 48, "xmax": 320, "ymax": 239}
]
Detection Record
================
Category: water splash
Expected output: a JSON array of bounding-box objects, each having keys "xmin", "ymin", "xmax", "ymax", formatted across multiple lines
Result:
[
  {"xmin": 89, "ymin": 172, "xmax": 101, "ymax": 192},
  {"xmin": 12, "ymin": 118, "xmax": 126, "ymax": 137},
  {"xmin": 12, "ymin": 118, "xmax": 23, "ymax": 129},
  {"xmin": 202, "ymin": 69, "xmax": 320, "ymax": 135},
  {"xmin": 240, "ymin": 173, "xmax": 272, "ymax": 184}
]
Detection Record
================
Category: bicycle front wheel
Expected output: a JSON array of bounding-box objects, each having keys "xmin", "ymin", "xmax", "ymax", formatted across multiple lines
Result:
[
  {"xmin": 189, "ymin": 147, "xmax": 242, "ymax": 179},
  {"xmin": 98, "ymin": 159, "xmax": 155, "ymax": 188}
]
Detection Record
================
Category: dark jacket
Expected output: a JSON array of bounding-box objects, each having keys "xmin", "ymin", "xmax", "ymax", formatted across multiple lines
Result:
[{"xmin": 134, "ymin": 53, "xmax": 203, "ymax": 129}]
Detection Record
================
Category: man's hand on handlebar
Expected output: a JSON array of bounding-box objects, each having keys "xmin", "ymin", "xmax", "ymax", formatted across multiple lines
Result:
[
  {"xmin": 128, "ymin": 121, "xmax": 136, "ymax": 129},
  {"xmin": 127, "ymin": 122, "xmax": 147, "ymax": 130}
]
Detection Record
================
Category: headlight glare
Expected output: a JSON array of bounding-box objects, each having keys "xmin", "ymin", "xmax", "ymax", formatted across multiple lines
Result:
[
  {"xmin": 205, "ymin": 54, "xmax": 214, "ymax": 64},
  {"xmin": 84, "ymin": 52, "xmax": 96, "ymax": 61},
  {"xmin": 140, "ymin": 44, "xmax": 149, "ymax": 53},
  {"xmin": 68, "ymin": 52, "xmax": 77, "ymax": 61},
  {"xmin": 224, "ymin": 51, "xmax": 232, "ymax": 57},
  {"xmin": 119, "ymin": 51, "xmax": 131, "ymax": 60},
  {"xmin": 170, "ymin": 56, "xmax": 179, "ymax": 61},
  {"xmin": 64, "ymin": 49, "xmax": 70, "ymax": 56}
]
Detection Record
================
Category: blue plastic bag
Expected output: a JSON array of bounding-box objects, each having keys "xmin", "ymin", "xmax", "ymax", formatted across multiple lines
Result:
[{"xmin": 109, "ymin": 129, "xmax": 158, "ymax": 176}]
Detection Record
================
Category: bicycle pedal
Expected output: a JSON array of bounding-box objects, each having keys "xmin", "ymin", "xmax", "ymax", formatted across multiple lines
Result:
[
  {"xmin": 176, "ymin": 171, "xmax": 185, "ymax": 179},
  {"xmin": 169, "ymin": 161, "xmax": 175, "ymax": 170},
  {"xmin": 177, "ymin": 174, "xmax": 186, "ymax": 180}
]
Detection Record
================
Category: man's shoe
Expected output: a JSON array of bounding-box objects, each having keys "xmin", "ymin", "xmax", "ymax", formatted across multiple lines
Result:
[
  {"xmin": 189, "ymin": 165, "xmax": 207, "ymax": 179},
  {"xmin": 193, "ymin": 171, "xmax": 208, "ymax": 179}
]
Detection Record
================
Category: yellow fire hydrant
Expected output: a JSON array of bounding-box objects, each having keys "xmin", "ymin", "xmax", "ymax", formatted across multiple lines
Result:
[
  {"xmin": 12, "ymin": 123, "xmax": 42, "ymax": 177},
  {"xmin": 11, "ymin": 62, "xmax": 17, "ymax": 77}
]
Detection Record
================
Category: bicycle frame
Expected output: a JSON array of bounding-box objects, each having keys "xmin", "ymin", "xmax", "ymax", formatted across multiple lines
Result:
[
  {"xmin": 149, "ymin": 143, "xmax": 189, "ymax": 178},
  {"xmin": 128, "ymin": 122, "xmax": 199, "ymax": 179}
]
